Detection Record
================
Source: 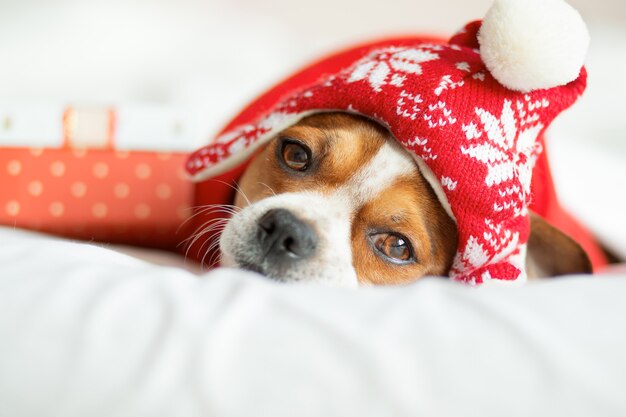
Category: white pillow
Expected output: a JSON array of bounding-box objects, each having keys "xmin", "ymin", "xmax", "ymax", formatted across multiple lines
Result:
[{"xmin": 1, "ymin": 226, "xmax": 625, "ymax": 417}]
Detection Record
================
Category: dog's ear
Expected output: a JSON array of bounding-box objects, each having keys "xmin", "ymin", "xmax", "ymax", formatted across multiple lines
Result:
[{"xmin": 526, "ymin": 212, "xmax": 593, "ymax": 278}]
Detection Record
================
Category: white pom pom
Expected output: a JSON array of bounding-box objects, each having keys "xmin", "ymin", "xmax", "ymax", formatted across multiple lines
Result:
[{"xmin": 478, "ymin": 0, "xmax": 589, "ymax": 92}]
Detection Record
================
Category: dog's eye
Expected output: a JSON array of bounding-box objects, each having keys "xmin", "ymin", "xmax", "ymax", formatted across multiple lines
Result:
[
  {"xmin": 280, "ymin": 140, "xmax": 311, "ymax": 171},
  {"xmin": 370, "ymin": 232, "xmax": 415, "ymax": 264}
]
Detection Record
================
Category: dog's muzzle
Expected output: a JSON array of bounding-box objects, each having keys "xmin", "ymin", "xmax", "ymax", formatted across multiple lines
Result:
[
  {"xmin": 220, "ymin": 192, "xmax": 358, "ymax": 286},
  {"xmin": 256, "ymin": 209, "xmax": 317, "ymax": 267}
]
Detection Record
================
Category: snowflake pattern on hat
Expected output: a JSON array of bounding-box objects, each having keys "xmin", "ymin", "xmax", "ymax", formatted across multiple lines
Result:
[
  {"xmin": 346, "ymin": 47, "xmax": 440, "ymax": 91},
  {"xmin": 187, "ymin": 15, "xmax": 587, "ymax": 284}
]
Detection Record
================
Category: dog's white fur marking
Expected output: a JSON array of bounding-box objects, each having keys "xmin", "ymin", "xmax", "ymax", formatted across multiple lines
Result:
[
  {"xmin": 220, "ymin": 139, "xmax": 416, "ymax": 286},
  {"xmin": 338, "ymin": 140, "xmax": 416, "ymax": 209}
]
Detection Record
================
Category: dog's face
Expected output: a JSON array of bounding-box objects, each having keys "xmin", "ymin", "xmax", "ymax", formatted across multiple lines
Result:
[{"xmin": 219, "ymin": 113, "xmax": 458, "ymax": 286}]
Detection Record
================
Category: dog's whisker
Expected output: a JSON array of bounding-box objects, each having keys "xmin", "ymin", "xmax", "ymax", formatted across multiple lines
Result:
[
  {"xmin": 258, "ymin": 182, "xmax": 277, "ymax": 197},
  {"xmin": 196, "ymin": 222, "xmax": 229, "ymax": 255},
  {"xmin": 184, "ymin": 209, "xmax": 238, "ymax": 228},
  {"xmin": 185, "ymin": 227, "xmax": 226, "ymax": 265},
  {"xmin": 176, "ymin": 204, "xmax": 240, "ymax": 233},
  {"xmin": 201, "ymin": 250, "xmax": 212, "ymax": 270},
  {"xmin": 177, "ymin": 200, "xmax": 242, "ymax": 266},
  {"xmin": 180, "ymin": 218, "xmax": 230, "ymax": 262},
  {"xmin": 205, "ymin": 239, "xmax": 224, "ymax": 267},
  {"xmin": 191, "ymin": 219, "xmax": 227, "ymax": 245},
  {"xmin": 190, "ymin": 221, "xmax": 229, "ymax": 249},
  {"xmin": 209, "ymin": 208, "xmax": 240, "ymax": 215},
  {"xmin": 179, "ymin": 217, "xmax": 228, "ymax": 248},
  {"xmin": 187, "ymin": 203, "xmax": 239, "ymax": 211},
  {"xmin": 233, "ymin": 180, "xmax": 252, "ymax": 206},
  {"xmin": 201, "ymin": 232, "xmax": 227, "ymax": 268},
  {"xmin": 183, "ymin": 218, "xmax": 230, "ymax": 250},
  {"xmin": 177, "ymin": 206, "xmax": 238, "ymax": 238},
  {"xmin": 206, "ymin": 238, "xmax": 222, "ymax": 257},
  {"xmin": 209, "ymin": 179, "xmax": 251, "ymax": 206},
  {"xmin": 181, "ymin": 203, "xmax": 239, "ymax": 213},
  {"xmin": 188, "ymin": 205, "xmax": 240, "ymax": 217}
]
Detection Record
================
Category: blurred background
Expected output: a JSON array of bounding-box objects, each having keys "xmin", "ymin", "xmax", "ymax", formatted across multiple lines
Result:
[{"xmin": 1, "ymin": 0, "xmax": 625, "ymax": 255}]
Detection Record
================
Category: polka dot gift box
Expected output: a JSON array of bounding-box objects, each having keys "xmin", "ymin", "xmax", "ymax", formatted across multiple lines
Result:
[{"xmin": 1, "ymin": 104, "xmax": 199, "ymax": 250}]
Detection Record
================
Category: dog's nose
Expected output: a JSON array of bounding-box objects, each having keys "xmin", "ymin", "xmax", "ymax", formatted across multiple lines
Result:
[{"xmin": 257, "ymin": 209, "xmax": 317, "ymax": 261}]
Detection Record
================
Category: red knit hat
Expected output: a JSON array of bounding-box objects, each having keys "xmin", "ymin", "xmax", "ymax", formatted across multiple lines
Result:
[{"xmin": 186, "ymin": 0, "xmax": 590, "ymax": 284}]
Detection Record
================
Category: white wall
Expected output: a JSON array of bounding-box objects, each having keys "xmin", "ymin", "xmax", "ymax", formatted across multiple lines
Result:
[{"xmin": 0, "ymin": 0, "xmax": 624, "ymax": 134}]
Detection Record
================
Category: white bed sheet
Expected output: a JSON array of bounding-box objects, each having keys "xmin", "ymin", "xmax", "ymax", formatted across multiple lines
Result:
[{"xmin": 1, "ymin": 226, "xmax": 626, "ymax": 417}]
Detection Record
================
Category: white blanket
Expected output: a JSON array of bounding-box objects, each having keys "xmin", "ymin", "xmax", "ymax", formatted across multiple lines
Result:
[{"xmin": 1, "ymin": 227, "xmax": 625, "ymax": 417}]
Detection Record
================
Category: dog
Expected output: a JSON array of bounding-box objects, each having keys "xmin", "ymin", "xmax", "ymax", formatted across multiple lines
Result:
[{"xmin": 217, "ymin": 112, "xmax": 591, "ymax": 287}]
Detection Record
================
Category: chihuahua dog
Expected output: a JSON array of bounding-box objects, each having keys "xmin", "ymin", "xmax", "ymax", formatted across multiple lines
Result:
[{"xmin": 218, "ymin": 112, "xmax": 591, "ymax": 287}]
